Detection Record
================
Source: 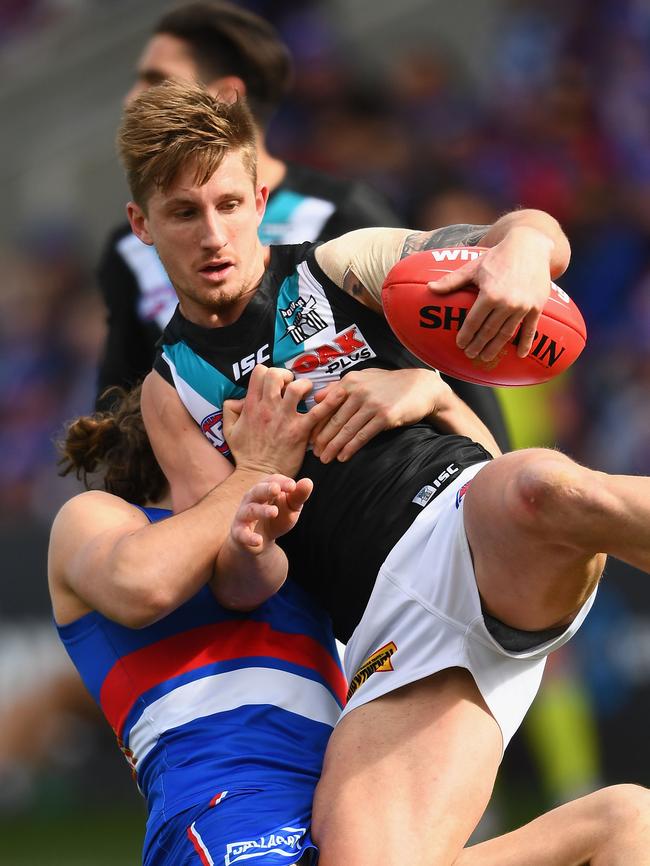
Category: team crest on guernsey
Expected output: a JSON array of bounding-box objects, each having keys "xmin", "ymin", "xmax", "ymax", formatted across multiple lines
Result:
[
  {"xmin": 279, "ymin": 294, "xmax": 327, "ymax": 344},
  {"xmin": 347, "ymin": 641, "xmax": 397, "ymax": 701},
  {"xmin": 200, "ymin": 410, "xmax": 229, "ymax": 454}
]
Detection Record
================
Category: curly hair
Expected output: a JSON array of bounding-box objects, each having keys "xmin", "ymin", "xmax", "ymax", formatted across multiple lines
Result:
[{"xmin": 57, "ymin": 385, "xmax": 167, "ymax": 506}]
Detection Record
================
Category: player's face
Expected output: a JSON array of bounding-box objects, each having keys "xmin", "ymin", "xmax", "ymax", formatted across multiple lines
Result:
[
  {"xmin": 128, "ymin": 150, "xmax": 269, "ymax": 327},
  {"xmin": 125, "ymin": 34, "xmax": 200, "ymax": 105}
]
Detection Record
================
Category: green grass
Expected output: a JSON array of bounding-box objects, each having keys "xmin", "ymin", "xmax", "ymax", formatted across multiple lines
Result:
[{"xmin": 0, "ymin": 806, "xmax": 145, "ymax": 866}]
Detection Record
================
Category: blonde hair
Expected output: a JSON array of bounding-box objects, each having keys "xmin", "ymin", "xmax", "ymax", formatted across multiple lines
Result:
[{"xmin": 117, "ymin": 78, "xmax": 258, "ymax": 207}]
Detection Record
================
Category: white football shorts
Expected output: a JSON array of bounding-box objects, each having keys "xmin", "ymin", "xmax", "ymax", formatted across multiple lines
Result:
[{"xmin": 341, "ymin": 461, "xmax": 596, "ymax": 752}]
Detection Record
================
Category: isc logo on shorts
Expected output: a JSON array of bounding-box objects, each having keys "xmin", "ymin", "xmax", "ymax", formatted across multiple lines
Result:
[{"xmin": 225, "ymin": 827, "xmax": 305, "ymax": 865}]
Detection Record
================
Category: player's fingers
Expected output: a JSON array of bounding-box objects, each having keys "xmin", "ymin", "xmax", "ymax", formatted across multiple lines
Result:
[
  {"xmin": 246, "ymin": 364, "xmax": 269, "ymax": 405},
  {"xmin": 325, "ymin": 415, "xmax": 388, "ymax": 463},
  {"xmin": 427, "ymin": 261, "xmax": 478, "ymax": 294},
  {"xmin": 312, "ymin": 398, "xmax": 369, "ymax": 459},
  {"xmin": 282, "ymin": 376, "xmax": 314, "ymax": 412},
  {"xmin": 242, "ymin": 479, "xmax": 284, "ymax": 505},
  {"xmin": 261, "ymin": 366, "xmax": 294, "ymax": 402},
  {"xmin": 284, "ymin": 477, "xmax": 314, "ymax": 510},
  {"xmin": 456, "ymin": 297, "xmax": 507, "ymax": 355},
  {"xmin": 476, "ymin": 312, "xmax": 523, "ymax": 362},
  {"xmin": 237, "ymin": 500, "xmax": 279, "ymax": 524},
  {"xmin": 306, "ymin": 387, "xmax": 347, "ymax": 434},
  {"xmin": 514, "ymin": 309, "xmax": 542, "ymax": 358}
]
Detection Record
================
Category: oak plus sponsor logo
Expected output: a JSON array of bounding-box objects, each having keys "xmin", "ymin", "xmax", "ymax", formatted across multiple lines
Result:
[
  {"xmin": 200, "ymin": 410, "xmax": 229, "ymax": 454},
  {"xmin": 347, "ymin": 641, "xmax": 397, "ymax": 702},
  {"xmin": 287, "ymin": 325, "xmax": 376, "ymax": 377},
  {"xmin": 224, "ymin": 827, "xmax": 305, "ymax": 865},
  {"xmin": 279, "ymin": 294, "xmax": 328, "ymax": 344}
]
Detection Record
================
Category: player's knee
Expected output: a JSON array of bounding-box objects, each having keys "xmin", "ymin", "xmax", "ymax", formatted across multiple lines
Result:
[{"xmin": 507, "ymin": 449, "xmax": 599, "ymax": 539}]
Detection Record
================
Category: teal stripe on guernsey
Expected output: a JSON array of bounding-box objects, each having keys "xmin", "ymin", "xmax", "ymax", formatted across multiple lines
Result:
[
  {"xmin": 259, "ymin": 190, "xmax": 304, "ymax": 244},
  {"xmin": 273, "ymin": 273, "xmax": 306, "ymax": 365},
  {"xmin": 163, "ymin": 340, "xmax": 245, "ymax": 406}
]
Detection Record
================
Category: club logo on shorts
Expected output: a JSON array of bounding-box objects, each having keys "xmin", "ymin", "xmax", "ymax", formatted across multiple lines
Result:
[
  {"xmin": 286, "ymin": 325, "xmax": 376, "ymax": 377},
  {"xmin": 347, "ymin": 641, "xmax": 397, "ymax": 701},
  {"xmin": 224, "ymin": 827, "xmax": 305, "ymax": 865},
  {"xmin": 456, "ymin": 480, "xmax": 473, "ymax": 508}
]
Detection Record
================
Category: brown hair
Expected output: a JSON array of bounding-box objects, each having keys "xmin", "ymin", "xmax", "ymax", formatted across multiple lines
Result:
[
  {"xmin": 57, "ymin": 385, "xmax": 167, "ymax": 506},
  {"xmin": 155, "ymin": 1, "xmax": 293, "ymax": 127},
  {"xmin": 118, "ymin": 78, "xmax": 258, "ymax": 207}
]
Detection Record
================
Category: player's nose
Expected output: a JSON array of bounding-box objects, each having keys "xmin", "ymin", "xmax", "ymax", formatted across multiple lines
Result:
[{"xmin": 200, "ymin": 212, "xmax": 228, "ymax": 251}]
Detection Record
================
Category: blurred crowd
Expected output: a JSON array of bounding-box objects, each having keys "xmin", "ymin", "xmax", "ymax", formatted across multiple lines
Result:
[{"xmin": 1, "ymin": 0, "xmax": 649, "ymax": 836}]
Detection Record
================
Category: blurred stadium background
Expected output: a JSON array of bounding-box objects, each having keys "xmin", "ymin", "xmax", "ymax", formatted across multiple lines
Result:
[{"xmin": 1, "ymin": 0, "xmax": 650, "ymax": 863}]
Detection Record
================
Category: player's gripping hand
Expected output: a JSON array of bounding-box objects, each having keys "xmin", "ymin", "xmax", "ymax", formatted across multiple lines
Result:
[
  {"xmin": 427, "ymin": 226, "xmax": 554, "ymax": 363},
  {"xmin": 310, "ymin": 367, "xmax": 446, "ymax": 463},
  {"xmin": 223, "ymin": 365, "xmax": 345, "ymax": 477},
  {"xmin": 230, "ymin": 475, "xmax": 313, "ymax": 554}
]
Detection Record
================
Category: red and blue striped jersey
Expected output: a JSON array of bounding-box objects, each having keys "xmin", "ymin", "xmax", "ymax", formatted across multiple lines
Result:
[{"xmin": 56, "ymin": 507, "xmax": 346, "ymax": 829}]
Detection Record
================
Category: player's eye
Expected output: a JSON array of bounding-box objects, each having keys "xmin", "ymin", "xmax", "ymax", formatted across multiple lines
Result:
[
  {"xmin": 220, "ymin": 199, "xmax": 239, "ymax": 213},
  {"xmin": 174, "ymin": 209, "xmax": 196, "ymax": 220}
]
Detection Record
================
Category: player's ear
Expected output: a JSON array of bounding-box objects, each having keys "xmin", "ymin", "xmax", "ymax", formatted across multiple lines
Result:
[
  {"xmin": 207, "ymin": 75, "xmax": 246, "ymax": 104},
  {"xmin": 127, "ymin": 201, "xmax": 154, "ymax": 246},
  {"xmin": 256, "ymin": 184, "xmax": 269, "ymax": 225}
]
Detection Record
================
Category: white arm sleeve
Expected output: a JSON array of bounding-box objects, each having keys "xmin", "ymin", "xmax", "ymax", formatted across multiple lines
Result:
[
  {"xmin": 315, "ymin": 228, "xmax": 412, "ymax": 305},
  {"xmin": 314, "ymin": 224, "xmax": 491, "ymax": 306}
]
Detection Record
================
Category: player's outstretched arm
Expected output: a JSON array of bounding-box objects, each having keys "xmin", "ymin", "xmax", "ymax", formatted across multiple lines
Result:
[
  {"xmin": 315, "ymin": 209, "xmax": 570, "ymax": 364},
  {"xmin": 214, "ymin": 475, "xmax": 313, "ymax": 610}
]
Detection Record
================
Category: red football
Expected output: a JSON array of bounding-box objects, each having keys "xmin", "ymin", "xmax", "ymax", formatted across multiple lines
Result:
[{"xmin": 381, "ymin": 247, "xmax": 587, "ymax": 386}]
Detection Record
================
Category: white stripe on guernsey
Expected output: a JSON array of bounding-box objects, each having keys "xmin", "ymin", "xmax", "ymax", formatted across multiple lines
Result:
[
  {"xmin": 276, "ymin": 198, "xmax": 336, "ymax": 244},
  {"xmin": 188, "ymin": 821, "xmax": 214, "ymax": 865},
  {"xmin": 116, "ymin": 234, "xmax": 177, "ymax": 330},
  {"xmin": 128, "ymin": 666, "xmax": 341, "ymax": 765},
  {"xmin": 161, "ymin": 350, "xmax": 220, "ymax": 420}
]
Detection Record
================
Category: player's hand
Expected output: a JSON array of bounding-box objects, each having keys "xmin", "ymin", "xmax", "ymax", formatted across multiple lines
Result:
[
  {"xmin": 230, "ymin": 475, "xmax": 313, "ymax": 553},
  {"xmin": 223, "ymin": 365, "xmax": 344, "ymax": 476},
  {"xmin": 310, "ymin": 367, "xmax": 446, "ymax": 463},
  {"xmin": 427, "ymin": 226, "xmax": 554, "ymax": 362}
]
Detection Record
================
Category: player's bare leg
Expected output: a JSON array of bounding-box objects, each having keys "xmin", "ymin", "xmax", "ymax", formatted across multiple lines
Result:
[
  {"xmin": 313, "ymin": 667, "xmax": 502, "ymax": 866},
  {"xmin": 462, "ymin": 447, "xmax": 650, "ymax": 632},
  {"xmin": 456, "ymin": 784, "xmax": 650, "ymax": 866}
]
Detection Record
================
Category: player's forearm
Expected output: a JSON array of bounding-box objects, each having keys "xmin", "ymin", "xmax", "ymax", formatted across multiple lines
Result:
[
  {"xmin": 106, "ymin": 467, "xmax": 270, "ymax": 625},
  {"xmin": 479, "ymin": 209, "xmax": 570, "ymax": 279},
  {"xmin": 213, "ymin": 540, "xmax": 288, "ymax": 611},
  {"xmin": 425, "ymin": 384, "xmax": 501, "ymax": 457}
]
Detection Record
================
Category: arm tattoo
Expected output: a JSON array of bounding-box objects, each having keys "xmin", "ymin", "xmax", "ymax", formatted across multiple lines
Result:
[
  {"xmin": 341, "ymin": 268, "xmax": 382, "ymax": 313},
  {"xmin": 401, "ymin": 224, "xmax": 489, "ymax": 258}
]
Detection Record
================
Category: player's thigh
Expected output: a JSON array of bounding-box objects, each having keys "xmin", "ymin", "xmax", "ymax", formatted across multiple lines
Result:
[
  {"xmin": 463, "ymin": 449, "xmax": 603, "ymax": 631},
  {"xmin": 312, "ymin": 667, "xmax": 502, "ymax": 866}
]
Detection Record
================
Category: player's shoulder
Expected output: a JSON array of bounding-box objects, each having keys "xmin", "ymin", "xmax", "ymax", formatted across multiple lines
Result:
[{"xmin": 52, "ymin": 490, "xmax": 146, "ymax": 540}]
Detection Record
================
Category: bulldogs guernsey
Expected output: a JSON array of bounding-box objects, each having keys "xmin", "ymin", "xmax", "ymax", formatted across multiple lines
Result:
[
  {"xmin": 154, "ymin": 244, "xmax": 492, "ymax": 642},
  {"xmin": 56, "ymin": 507, "xmax": 346, "ymax": 866}
]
